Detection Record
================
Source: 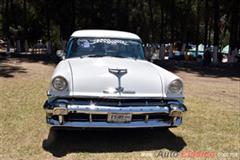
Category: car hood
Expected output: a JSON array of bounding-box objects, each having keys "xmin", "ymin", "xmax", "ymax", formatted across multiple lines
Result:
[{"xmin": 66, "ymin": 57, "xmax": 166, "ymax": 98}]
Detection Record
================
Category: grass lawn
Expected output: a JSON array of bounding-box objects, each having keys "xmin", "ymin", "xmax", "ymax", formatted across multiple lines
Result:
[{"xmin": 0, "ymin": 57, "xmax": 239, "ymax": 160}]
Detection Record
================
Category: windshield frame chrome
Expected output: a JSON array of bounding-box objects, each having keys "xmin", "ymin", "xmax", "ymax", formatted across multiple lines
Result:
[{"xmin": 65, "ymin": 37, "xmax": 145, "ymax": 60}]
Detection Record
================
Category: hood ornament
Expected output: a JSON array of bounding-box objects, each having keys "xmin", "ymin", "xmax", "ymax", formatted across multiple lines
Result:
[{"xmin": 103, "ymin": 68, "xmax": 135, "ymax": 94}]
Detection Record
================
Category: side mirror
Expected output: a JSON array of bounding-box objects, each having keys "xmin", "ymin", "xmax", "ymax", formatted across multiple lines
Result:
[{"xmin": 56, "ymin": 50, "xmax": 66, "ymax": 59}]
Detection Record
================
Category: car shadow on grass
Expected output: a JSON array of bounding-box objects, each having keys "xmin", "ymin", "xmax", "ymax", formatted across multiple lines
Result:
[{"xmin": 42, "ymin": 127, "xmax": 186, "ymax": 157}]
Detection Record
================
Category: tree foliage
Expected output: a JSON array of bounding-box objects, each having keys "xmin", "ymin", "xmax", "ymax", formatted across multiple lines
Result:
[{"xmin": 0, "ymin": 0, "xmax": 239, "ymax": 49}]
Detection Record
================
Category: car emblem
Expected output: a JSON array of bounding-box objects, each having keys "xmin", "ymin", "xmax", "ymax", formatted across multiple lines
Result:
[
  {"xmin": 109, "ymin": 68, "xmax": 128, "ymax": 78},
  {"xmin": 103, "ymin": 68, "xmax": 135, "ymax": 94}
]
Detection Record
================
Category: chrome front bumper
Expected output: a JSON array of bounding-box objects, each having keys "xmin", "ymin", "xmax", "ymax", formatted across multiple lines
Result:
[
  {"xmin": 44, "ymin": 99, "xmax": 187, "ymax": 128},
  {"xmin": 47, "ymin": 118, "xmax": 183, "ymax": 128}
]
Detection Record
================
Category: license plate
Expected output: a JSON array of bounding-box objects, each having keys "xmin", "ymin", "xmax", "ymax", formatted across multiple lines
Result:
[{"xmin": 107, "ymin": 113, "xmax": 132, "ymax": 123}]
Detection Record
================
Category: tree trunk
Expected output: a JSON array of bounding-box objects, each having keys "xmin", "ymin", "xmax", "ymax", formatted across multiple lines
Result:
[
  {"xmin": 46, "ymin": 41, "xmax": 52, "ymax": 54},
  {"xmin": 71, "ymin": 0, "xmax": 76, "ymax": 32},
  {"xmin": 208, "ymin": 18, "xmax": 212, "ymax": 45},
  {"xmin": 181, "ymin": 43, "xmax": 186, "ymax": 57},
  {"xmin": 4, "ymin": 0, "xmax": 9, "ymax": 38},
  {"xmin": 159, "ymin": 44, "xmax": 165, "ymax": 60},
  {"xmin": 23, "ymin": 0, "xmax": 26, "ymax": 34},
  {"xmin": 196, "ymin": 0, "xmax": 200, "ymax": 57},
  {"xmin": 16, "ymin": 40, "xmax": 21, "ymax": 54},
  {"xmin": 6, "ymin": 40, "xmax": 10, "ymax": 55},
  {"xmin": 159, "ymin": 2, "xmax": 165, "ymax": 59},
  {"xmin": 24, "ymin": 40, "xmax": 28, "ymax": 52},
  {"xmin": 170, "ymin": 0, "xmax": 175, "ymax": 42},
  {"xmin": 90, "ymin": 0, "xmax": 95, "ymax": 28},
  {"xmin": 228, "ymin": 0, "xmax": 240, "ymax": 63},
  {"xmin": 213, "ymin": 0, "xmax": 220, "ymax": 64},
  {"xmin": 160, "ymin": 2, "xmax": 164, "ymax": 43},
  {"xmin": 45, "ymin": 0, "xmax": 50, "ymax": 40},
  {"xmin": 115, "ymin": 0, "xmax": 120, "ymax": 29},
  {"xmin": 148, "ymin": 0, "xmax": 154, "ymax": 42},
  {"xmin": 22, "ymin": 0, "xmax": 27, "ymax": 52},
  {"xmin": 204, "ymin": 0, "xmax": 209, "ymax": 51}
]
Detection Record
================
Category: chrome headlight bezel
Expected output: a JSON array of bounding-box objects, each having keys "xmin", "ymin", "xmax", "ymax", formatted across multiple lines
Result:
[
  {"xmin": 168, "ymin": 79, "xmax": 183, "ymax": 94},
  {"xmin": 52, "ymin": 76, "xmax": 68, "ymax": 91}
]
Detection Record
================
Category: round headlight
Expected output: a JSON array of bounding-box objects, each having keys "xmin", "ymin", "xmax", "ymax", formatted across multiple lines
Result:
[
  {"xmin": 52, "ymin": 76, "xmax": 68, "ymax": 91},
  {"xmin": 168, "ymin": 79, "xmax": 183, "ymax": 94}
]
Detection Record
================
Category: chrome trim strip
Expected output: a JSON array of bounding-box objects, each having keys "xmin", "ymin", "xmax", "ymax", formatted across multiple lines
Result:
[
  {"xmin": 89, "ymin": 114, "xmax": 92, "ymax": 122},
  {"xmin": 58, "ymin": 115, "xmax": 64, "ymax": 124},
  {"xmin": 45, "ymin": 105, "xmax": 170, "ymax": 115},
  {"xmin": 48, "ymin": 96, "xmax": 184, "ymax": 101},
  {"xmin": 145, "ymin": 115, "xmax": 149, "ymax": 122},
  {"xmin": 48, "ymin": 118, "xmax": 182, "ymax": 128}
]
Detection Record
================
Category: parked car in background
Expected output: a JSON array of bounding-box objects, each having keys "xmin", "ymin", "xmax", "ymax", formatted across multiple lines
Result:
[
  {"xmin": 44, "ymin": 30, "xmax": 187, "ymax": 129},
  {"xmin": 0, "ymin": 39, "xmax": 6, "ymax": 50},
  {"xmin": 32, "ymin": 40, "xmax": 47, "ymax": 54},
  {"xmin": 186, "ymin": 44, "xmax": 205, "ymax": 58}
]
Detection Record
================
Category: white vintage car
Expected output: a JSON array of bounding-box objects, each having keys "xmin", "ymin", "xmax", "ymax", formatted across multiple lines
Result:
[{"xmin": 44, "ymin": 30, "xmax": 187, "ymax": 128}]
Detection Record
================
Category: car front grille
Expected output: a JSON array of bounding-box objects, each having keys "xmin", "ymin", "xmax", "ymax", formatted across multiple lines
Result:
[
  {"xmin": 52, "ymin": 113, "xmax": 172, "ymax": 122},
  {"xmin": 50, "ymin": 98, "xmax": 176, "ymax": 123},
  {"xmin": 54, "ymin": 98, "xmax": 168, "ymax": 107}
]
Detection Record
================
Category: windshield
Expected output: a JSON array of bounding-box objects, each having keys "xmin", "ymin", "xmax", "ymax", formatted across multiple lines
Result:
[{"xmin": 66, "ymin": 38, "xmax": 144, "ymax": 59}]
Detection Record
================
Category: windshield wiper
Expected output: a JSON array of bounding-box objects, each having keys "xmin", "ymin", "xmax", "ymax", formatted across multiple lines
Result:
[
  {"xmin": 112, "ymin": 55, "xmax": 128, "ymax": 58},
  {"xmin": 112, "ymin": 55, "xmax": 137, "ymax": 60},
  {"xmin": 80, "ymin": 54, "xmax": 107, "ymax": 58},
  {"xmin": 80, "ymin": 54, "xmax": 137, "ymax": 60}
]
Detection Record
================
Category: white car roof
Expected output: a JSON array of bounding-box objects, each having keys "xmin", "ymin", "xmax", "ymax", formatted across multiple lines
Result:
[{"xmin": 71, "ymin": 30, "xmax": 141, "ymax": 41}]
